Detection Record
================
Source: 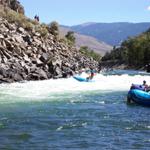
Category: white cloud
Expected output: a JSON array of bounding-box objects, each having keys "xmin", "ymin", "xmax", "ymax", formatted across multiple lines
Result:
[{"xmin": 147, "ymin": 6, "xmax": 150, "ymax": 11}]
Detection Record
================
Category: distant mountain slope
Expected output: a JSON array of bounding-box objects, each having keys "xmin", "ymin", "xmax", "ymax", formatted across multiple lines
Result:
[
  {"xmin": 70, "ymin": 22, "xmax": 150, "ymax": 46},
  {"xmin": 59, "ymin": 27, "xmax": 112, "ymax": 56}
]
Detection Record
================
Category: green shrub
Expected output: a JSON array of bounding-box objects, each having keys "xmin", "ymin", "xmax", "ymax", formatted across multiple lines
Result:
[
  {"xmin": 38, "ymin": 27, "xmax": 48, "ymax": 37},
  {"xmin": 27, "ymin": 18, "xmax": 39, "ymax": 26},
  {"xmin": 24, "ymin": 22, "xmax": 33, "ymax": 31},
  {"xmin": 65, "ymin": 31, "xmax": 76, "ymax": 46},
  {"xmin": 59, "ymin": 38, "xmax": 68, "ymax": 44},
  {"xmin": 34, "ymin": 25, "xmax": 48, "ymax": 37},
  {"xmin": 48, "ymin": 21, "xmax": 59, "ymax": 38},
  {"xmin": 80, "ymin": 46, "xmax": 101, "ymax": 61}
]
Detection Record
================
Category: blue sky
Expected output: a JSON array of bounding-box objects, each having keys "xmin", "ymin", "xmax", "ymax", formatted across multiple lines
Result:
[{"xmin": 20, "ymin": 0, "xmax": 150, "ymax": 26}]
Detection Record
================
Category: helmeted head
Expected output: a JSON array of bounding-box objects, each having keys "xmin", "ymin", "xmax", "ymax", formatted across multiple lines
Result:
[{"xmin": 143, "ymin": 80, "xmax": 146, "ymax": 84}]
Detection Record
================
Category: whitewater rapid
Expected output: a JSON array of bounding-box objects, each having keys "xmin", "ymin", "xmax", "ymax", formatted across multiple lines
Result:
[{"xmin": 0, "ymin": 73, "xmax": 150, "ymax": 101}]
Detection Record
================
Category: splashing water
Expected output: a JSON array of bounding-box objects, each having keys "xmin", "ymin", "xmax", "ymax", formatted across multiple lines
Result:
[{"xmin": 0, "ymin": 72, "xmax": 149, "ymax": 100}]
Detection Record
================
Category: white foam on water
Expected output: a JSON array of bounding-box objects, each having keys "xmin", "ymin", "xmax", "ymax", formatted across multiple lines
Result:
[{"xmin": 0, "ymin": 73, "xmax": 150, "ymax": 102}]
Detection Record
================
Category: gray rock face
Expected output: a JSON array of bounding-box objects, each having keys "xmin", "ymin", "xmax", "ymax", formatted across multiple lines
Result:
[
  {"xmin": 0, "ymin": 17, "xmax": 99, "ymax": 83},
  {"xmin": 0, "ymin": 0, "xmax": 24, "ymax": 14}
]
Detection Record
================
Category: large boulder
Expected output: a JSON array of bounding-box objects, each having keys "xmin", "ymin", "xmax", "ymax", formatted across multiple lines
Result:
[{"xmin": 27, "ymin": 69, "xmax": 48, "ymax": 80}]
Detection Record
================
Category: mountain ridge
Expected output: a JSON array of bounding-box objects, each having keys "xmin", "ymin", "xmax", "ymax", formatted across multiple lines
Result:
[{"xmin": 68, "ymin": 22, "xmax": 150, "ymax": 46}]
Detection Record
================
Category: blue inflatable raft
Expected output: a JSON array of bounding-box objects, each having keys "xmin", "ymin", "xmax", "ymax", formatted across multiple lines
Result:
[
  {"xmin": 73, "ymin": 76, "xmax": 92, "ymax": 82},
  {"xmin": 127, "ymin": 89, "xmax": 150, "ymax": 107}
]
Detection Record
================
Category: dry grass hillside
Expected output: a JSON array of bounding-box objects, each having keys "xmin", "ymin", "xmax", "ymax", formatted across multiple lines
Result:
[{"xmin": 59, "ymin": 26, "xmax": 112, "ymax": 56}]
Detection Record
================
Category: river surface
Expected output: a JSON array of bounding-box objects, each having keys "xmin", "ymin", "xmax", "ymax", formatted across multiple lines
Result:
[{"xmin": 0, "ymin": 70, "xmax": 149, "ymax": 150}]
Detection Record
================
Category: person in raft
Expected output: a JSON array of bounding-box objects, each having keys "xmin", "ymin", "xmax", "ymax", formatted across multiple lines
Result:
[
  {"xmin": 142, "ymin": 80, "xmax": 150, "ymax": 92},
  {"xmin": 87, "ymin": 68, "xmax": 95, "ymax": 80}
]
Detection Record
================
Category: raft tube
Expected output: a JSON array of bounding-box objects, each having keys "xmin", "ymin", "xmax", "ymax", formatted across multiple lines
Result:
[
  {"xmin": 127, "ymin": 89, "xmax": 150, "ymax": 107},
  {"xmin": 73, "ymin": 76, "xmax": 92, "ymax": 82}
]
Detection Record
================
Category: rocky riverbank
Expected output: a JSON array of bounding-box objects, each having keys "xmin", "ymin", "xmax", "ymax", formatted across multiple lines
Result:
[
  {"xmin": 100, "ymin": 60, "xmax": 127, "ymax": 70},
  {"xmin": 100, "ymin": 59, "xmax": 148, "ymax": 72},
  {"xmin": 0, "ymin": 16, "xmax": 99, "ymax": 83}
]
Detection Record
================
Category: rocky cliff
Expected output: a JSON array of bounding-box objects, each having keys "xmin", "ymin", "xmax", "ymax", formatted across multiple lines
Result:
[
  {"xmin": 0, "ymin": 12, "xmax": 98, "ymax": 83},
  {"xmin": 0, "ymin": 0, "xmax": 24, "ymax": 14}
]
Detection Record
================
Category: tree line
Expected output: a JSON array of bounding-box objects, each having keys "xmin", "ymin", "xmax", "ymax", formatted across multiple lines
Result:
[{"xmin": 102, "ymin": 29, "xmax": 150, "ymax": 68}]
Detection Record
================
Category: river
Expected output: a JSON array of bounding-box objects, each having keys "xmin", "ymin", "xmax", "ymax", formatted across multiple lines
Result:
[{"xmin": 0, "ymin": 70, "xmax": 149, "ymax": 149}]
